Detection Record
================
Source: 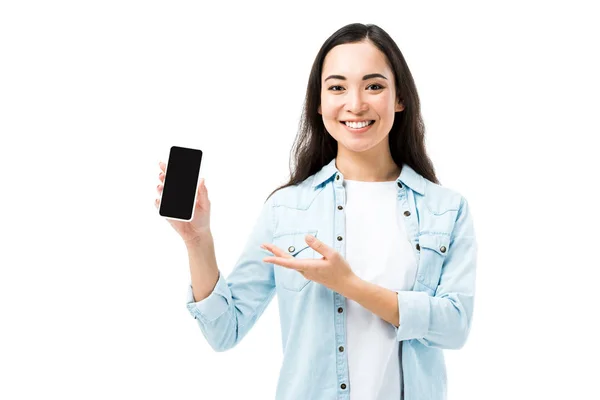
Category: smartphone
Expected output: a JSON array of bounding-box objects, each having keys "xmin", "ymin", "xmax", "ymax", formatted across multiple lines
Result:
[{"xmin": 158, "ymin": 146, "xmax": 203, "ymax": 222}]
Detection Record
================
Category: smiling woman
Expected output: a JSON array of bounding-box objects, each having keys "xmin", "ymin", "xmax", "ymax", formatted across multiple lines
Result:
[
  {"xmin": 176, "ymin": 22, "xmax": 478, "ymax": 400},
  {"xmin": 317, "ymin": 42, "xmax": 405, "ymax": 156}
]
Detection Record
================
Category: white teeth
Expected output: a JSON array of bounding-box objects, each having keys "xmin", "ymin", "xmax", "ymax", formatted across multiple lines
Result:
[{"xmin": 345, "ymin": 120, "xmax": 372, "ymax": 128}]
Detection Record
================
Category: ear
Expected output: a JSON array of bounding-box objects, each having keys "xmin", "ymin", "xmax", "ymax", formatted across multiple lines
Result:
[{"xmin": 395, "ymin": 99, "xmax": 405, "ymax": 112}]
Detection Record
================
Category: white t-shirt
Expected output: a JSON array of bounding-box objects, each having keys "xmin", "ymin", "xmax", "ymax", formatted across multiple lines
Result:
[{"xmin": 343, "ymin": 179, "xmax": 418, "ymax": 400}]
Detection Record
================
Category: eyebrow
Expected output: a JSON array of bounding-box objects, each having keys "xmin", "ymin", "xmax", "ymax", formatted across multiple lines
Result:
[{"xmin": 324, "ymin": 73, "xmax": 388, "ymax": 82}]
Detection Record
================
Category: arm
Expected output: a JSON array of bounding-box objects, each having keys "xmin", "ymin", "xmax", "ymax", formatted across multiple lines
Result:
[
  {"xmin": 186, "ymin": 230, "xmax": 220, "ymax": 305},
  {"xmin": 185, "ymin": 195, "xmax": 277, "ymax": 352},
  {"xmin": 339, "ymin": 276, "xmax": 400, "ymax": 328},
  {"xmin": 341, "ymin": 196, "xmax": 478, "ymax": 350},
  {"xmin": 396, "ymin": 195, "xmax": 478, "ymax": 349}
]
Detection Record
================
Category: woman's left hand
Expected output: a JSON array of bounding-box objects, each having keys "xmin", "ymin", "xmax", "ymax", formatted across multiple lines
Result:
[{"xmin": 261, "ymin": 234, "xmax": 357, "ymax": 293}]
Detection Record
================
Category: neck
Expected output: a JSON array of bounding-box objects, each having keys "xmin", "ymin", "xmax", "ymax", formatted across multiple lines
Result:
[{"xmin": 335, "ymin": 151, "xmax": 401, "ymax": 182}]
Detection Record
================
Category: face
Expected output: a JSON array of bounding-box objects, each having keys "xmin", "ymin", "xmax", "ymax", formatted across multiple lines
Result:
[{"xmin": 318, "ymin": 41, "xmax": 404, "ymax": 155}]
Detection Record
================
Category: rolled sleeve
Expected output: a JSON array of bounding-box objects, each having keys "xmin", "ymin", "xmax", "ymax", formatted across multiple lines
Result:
[
  {"xmin": 186, "ymin": 270, "xmax": 231, "ymax": 323},
  {"xmin": 394, "ymin": 290, "xmax": 431, "ymax": 341},
  {"xmin": 394, "ymin": 195, "xmax": 477, "ymax": 349}
]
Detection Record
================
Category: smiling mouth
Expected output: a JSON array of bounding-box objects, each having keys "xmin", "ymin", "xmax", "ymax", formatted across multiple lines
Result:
[{"xmin": 340, "ymin": 120, "xmax": 375, "ymax": 128}]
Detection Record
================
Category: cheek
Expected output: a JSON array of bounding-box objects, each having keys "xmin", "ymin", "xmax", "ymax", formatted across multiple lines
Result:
[
  {"xmin": 320, "ymin": 97, "xmax": 338, "ymax": 118},
  {"xmin": 372, "ymin": 96, "xmax": 394, "ymax": 114}
]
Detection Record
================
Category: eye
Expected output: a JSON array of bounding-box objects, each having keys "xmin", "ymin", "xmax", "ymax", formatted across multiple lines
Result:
[
  {"xmin": 368, "ymin": 83, "xmax": 384, "ymax": 90},
  {"xmin": 327, "ymin": 84, "xmax": 385, "ymax": 91}
]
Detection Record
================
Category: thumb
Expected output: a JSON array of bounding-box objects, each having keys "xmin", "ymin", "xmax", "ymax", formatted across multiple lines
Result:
[
  {"xmin": 305, "ymin": 234, "xmax": 332, "ymax": 258},
  {"xmin": 199, "ymin": 178, "xmax": 206, "ymax": 189},
  {"xmin": 197, "ymin": 178, "xmax": 209, "ymax": 202}
]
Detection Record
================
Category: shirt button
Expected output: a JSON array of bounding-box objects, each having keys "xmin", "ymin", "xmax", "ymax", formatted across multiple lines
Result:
[
  {"xmin": 341, "ymin": 383, "xmax": 347, "ymax": 390},
  {"xmin": 416, "ymin": 243, "xmax": 420, "ymax": 251},
  {"xmin": 336, "ymin": 175, "xmax": 340, "ymax": 180},
  {"xmin": 338, "ymin": 307, "xmax": 343, "ymax": 313},
  {"xmin": 440, "ymin": 246, "xmax": 447, "ymax": 253},
  {"xmin": 339, "ymin": 346, "xmax": 344, "ymax": 352},
  {"xmin": 403, "ymin": 210, "xmax": 411, "ymax": 217},
  {"xmin": 397, "ymin": 182, "xmax": 402, "ymax": 188},
  {"xmin": 338, "ymin": 205, "xmax": 343, "ymax": 210},
  {"xmin": 337, "ymin": 236, "xmax": 343, "ymax": 241},
  {"xmin": 288, "ymin": 246, "xmax": 295, "ymax": 253}
]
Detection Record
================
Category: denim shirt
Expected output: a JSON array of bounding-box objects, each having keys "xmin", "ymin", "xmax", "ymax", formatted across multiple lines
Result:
[{"xmin": 186, "ymin": 158, "xmax": 478, "ymax": 400}]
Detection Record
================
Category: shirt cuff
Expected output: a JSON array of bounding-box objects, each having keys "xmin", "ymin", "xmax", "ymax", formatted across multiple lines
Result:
[
  {"xmin": 186, "ymin": 270, "xmax": 230, "ymax": 323},
  {"xmin": 394, "ymin": 290, "xmax": 431, "ymax": 341}
]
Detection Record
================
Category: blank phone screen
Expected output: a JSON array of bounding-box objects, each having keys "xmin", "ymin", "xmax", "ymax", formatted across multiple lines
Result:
[{"xmin": 159, "ymin": 146, "xmax": 203, "ymax": 221}]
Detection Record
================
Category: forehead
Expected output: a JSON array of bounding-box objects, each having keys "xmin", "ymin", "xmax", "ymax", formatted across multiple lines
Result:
[{"xmin": 322, "ymin": 41, "xmax": 391, "ymax": 78}]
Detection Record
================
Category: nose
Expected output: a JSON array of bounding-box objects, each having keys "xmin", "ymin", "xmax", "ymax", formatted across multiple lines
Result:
[{"xmin": 346, "ymin": 89, "xmax": 368, "ymax": 114}]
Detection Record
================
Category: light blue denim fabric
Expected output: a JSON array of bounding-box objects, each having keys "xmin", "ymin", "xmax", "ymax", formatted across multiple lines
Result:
[{"xmin": 186, "ymin": 157, "xmax": 478, "ymax": 400}]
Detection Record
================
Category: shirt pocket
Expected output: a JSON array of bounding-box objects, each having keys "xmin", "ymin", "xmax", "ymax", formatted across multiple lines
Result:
[
  {"xmin": 417, "ymin": 233, "xmax": 451, "ymax": 292},
  {"xmin": 272, "ymin": 229, "xmax": 319, "ymax": 292}
]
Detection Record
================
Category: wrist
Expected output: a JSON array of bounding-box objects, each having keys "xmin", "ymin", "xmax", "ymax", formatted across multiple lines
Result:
[
  {"xmin": 339, "ymin": 273, "xmax": 363, "ymax": 299},
  {"xmin": 184, "ymin": 229, "xmax": 212, "ymax": 246}
]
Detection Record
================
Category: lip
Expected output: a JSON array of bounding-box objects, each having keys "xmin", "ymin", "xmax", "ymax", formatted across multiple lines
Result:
[{"xmin": 340, "ymin": 120, "xmax": 375, "ymax": 134}]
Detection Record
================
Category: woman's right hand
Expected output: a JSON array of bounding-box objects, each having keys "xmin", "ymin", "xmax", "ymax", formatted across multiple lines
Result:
[{"xmin": 155, "ymin": 161, "xmax": 212, "ymax": 244}]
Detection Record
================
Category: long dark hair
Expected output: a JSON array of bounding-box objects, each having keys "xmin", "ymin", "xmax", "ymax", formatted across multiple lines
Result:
[{"xmin": 266, "ymin": 23, "xmax": 439, "ymax": 202}]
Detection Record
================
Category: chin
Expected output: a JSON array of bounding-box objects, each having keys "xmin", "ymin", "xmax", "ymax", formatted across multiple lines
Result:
[{"xmin": 340, "ymin": 140, "xmax": 377, "ymax": 153}]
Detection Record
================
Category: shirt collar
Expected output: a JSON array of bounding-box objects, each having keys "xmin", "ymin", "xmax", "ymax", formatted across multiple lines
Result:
[{"xmin": 311, "ymin": 157, "xmax": 425, "ymax": 195}]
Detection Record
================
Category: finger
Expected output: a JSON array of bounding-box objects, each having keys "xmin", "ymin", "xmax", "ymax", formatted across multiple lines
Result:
[
  {"xmin": 155, "ymin": 198, "xmax": 159, "ymax": 208},
  {"xmin": 156, "ymin": 184, "xmax": 163, "ymax": 194},
  {"xmin": 159, "ymin": 161, "xmax": 165, "ymax": 172},
  {"xmin": 159, "ymin": 172, "xmax": 164, "ymax": 182},
  {"xmin": 262, "ymin": 256, "xmax": 301, "ymax": 270},
  {"xmin": 261, "ymin": 243, "xmax": 293, "ymax": 259}
]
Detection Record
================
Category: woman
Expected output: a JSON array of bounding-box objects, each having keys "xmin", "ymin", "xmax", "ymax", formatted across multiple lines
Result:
[{"xmin": 155, "ymin": 22, "xmax": 478, "ymax": 400}]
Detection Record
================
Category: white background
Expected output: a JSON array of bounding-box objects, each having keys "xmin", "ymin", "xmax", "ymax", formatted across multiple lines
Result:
[{"xmin": 1, "ymin": 1, "xmax": 599, "ymax": 399}]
